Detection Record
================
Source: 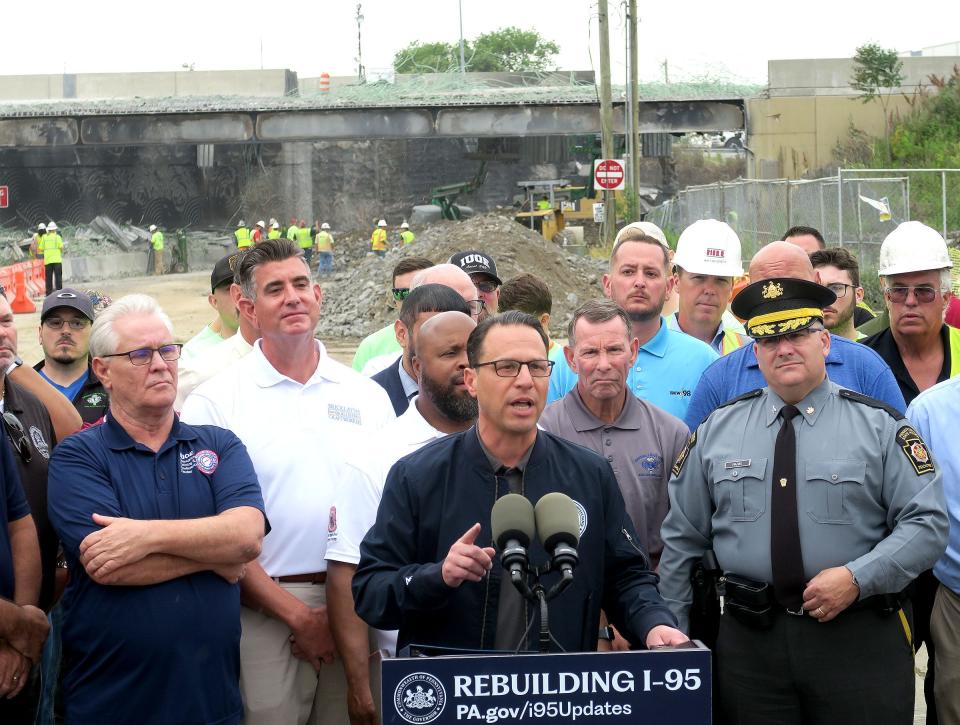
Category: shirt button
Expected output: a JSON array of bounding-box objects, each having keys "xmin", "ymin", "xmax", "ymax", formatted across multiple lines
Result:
[
  {"xmin": 831, "ymin": 474, "xmax": 838, "ymax": 481},
  {"xmin": 605, "ymin": 440, "xmax": 612, "ymax": 447},
  {"xmin": 607, "ymin": 455, "xmax": 614, "ymax": 462},
  {"xmin": 159, "ymin": 473, "xmax": 166, "ymax": 479},
  {"xmin": 732, "ymin": 471, "xmax": 739, "ymax": 478}
]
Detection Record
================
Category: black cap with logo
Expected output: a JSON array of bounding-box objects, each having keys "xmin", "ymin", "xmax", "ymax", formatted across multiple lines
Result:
[
  {"xmin": 448, "ymin": 250, "xmax": 502, "ymax": 285},
  {"xmin": 41, "ymin": 288, "xmax": 96, "ymax": 322}
]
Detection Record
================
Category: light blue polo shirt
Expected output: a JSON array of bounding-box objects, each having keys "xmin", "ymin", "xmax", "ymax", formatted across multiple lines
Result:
[
  {"xmin": 908, "ymin": 376, "xmax": 960, "ymax": 595},
  {"xmin": 547, "ymin": 319, "xmax": 718, "ymax": 420}
]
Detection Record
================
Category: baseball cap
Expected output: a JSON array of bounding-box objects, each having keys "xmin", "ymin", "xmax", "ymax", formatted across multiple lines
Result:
[
  {"xmin": 211, "ymin": 252, "xmax": 242, "ymax": 292},
  {"xmin": 41, "ymin": 288, "xmax": 96, "ymax": 322},
  {"xmin": 449, "ymin": 250, "xmax": 502, "ymax": 285}
]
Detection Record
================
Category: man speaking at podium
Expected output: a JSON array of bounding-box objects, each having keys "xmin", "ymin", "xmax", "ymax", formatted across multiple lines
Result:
[{"xmin": 354, "ymin": 311, "xmax": 687, "ymax": 653}]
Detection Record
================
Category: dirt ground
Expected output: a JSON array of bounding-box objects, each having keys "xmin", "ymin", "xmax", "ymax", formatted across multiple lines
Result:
[{"xmin": 13, "ymin": 271, "xmax": 363, "ymax": 367}]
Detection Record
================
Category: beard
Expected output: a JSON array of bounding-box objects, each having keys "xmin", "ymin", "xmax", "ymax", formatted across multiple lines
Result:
[
  {"xmin": 827, "ymin": 301, "xmax": 856, "ymax": 332},
  {"xmin": 420, "ymin": 372, "xmax": 478, "ymax": 423}
]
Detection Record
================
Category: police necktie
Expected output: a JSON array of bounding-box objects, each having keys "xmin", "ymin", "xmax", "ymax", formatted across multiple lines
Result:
[{"xmin": 771, "ymin": 404, "xmax": 806, "ymax": 609}]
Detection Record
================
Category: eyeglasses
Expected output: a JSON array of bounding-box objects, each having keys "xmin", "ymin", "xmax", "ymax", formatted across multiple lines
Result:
[
  {"xmin": 392, "ymin": 287, "xmax": 410, "ymax": 302},
  {"xmin": 43, "ymin": 317, "xmax": 91, "ymax": 331},
  {"xmin": 101, "ymin": 344, "xmax": 183, "ymax": 366},
  {"xmin": 475, "ymin": 281, "xmax": 499, "ymax": 294},
  {"xmin": 2, "ymin": 413, "xmax": 32, "ymax": 464},
  {"xmin": 755, "ymin": 327, "xmax": 825, "ymax": 350},
  {"xmin": 884, "ymin": 285, "xmax": 940, "ymax": 304},
  {"xmin": 825, "ymin": 283, "xmax": 856, "ymax": 299},
  {"xmin": 468, "ymin": 299, "xmax": 486, "ymax": 317},
  {"xmin": 473, "ymin": 359, "xmax": 554, "ymax": 377}
]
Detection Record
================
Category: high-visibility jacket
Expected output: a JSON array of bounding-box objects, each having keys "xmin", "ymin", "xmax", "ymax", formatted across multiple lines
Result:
[
  {"xmin": 721, "ymin": 328, "xmax": 749, "ymax": 355},
  {"xmin": 316, "ymin": 231, "xmax": 333, "ymax": 252},
  {"xmin": 536, "ymin": 200, "xmax": 552, "ymax": 210},
  {"xmin": 286, "ymin": 225, "xmax": 299, "ymax": 241},
  {"xmin": 371, "ymin": 228, "xmax": 388, "ymax": 252},
  {"xmin": 30, "ymin": 233, "xmax": 42, "ymax": 259},
  {"xmin": 296, "ymin": 226, "xmax": 313, "ymax": 249},
  {"xmin": 151, "ymin": 231, "xmax": 164, "ymax": 251},
  {"xmin": 268, "ymin": 229, "xmax": 281, "ymax": 240},
  {"xmin": 948, "ymin": 326, "xmax": 960, "ymax": 377},
  {"xmin": 39, "ymin": 233, "xmax": 64, "ymax": 265},
  {"xmin": 400, "ymin": 230, "xmax": 415, "ymax": 245},
  {"xmin": 235, "ymin": 227, "xmax": 252, "ymax": 249}
]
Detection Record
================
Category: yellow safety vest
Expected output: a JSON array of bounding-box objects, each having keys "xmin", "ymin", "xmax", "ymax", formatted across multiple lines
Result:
[
  {"xmin": 537, "ymin": 200, "xmax": 552, "ymax": 210},
  {"xmin": 41, "ymin": 233, "xmax": 63, "ymax": 264},
  {"xmin": 296, "ymin": 226, "xmax": 313, "ymax": 249},
  {"xmin": 400, "ymin": 230, "xmax": 415, "ymax": 245},
  {"xmin": 721, "ymin": 329, "xmax": 749, "ymax": 355},
  {"xmin": 286, "ymin": 225, "xmax": 299, "ymax": 241},
  {"xmin": 316, "ymin": 231, "xmax": 333, "ymax": 252},
  {"xmin": 949, "ymin": 326, "xmax": 960, "ymax": 377},
  {"xmin": 151, "ymin": 231, "xmax": 164, "ymax": 251},
  {"xmin": 268, "ymin": 229, "xmax": 281, "ymax": 239},
  {"xmin": 371, "ymin": 228, "xmax": 388, "ymax": 251},
  {"xmin": 235, "ymin": 227, "xmax": 252, "ymax": 248}
]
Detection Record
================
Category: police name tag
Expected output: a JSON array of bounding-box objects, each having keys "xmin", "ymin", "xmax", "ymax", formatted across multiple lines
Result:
[
  {"xmin": 382, "ymin": 646, "xmax": 711, "ymax": 724},
  {"xmin": 724, "ymin": 460, "xmax": 752, "ymax": 469}
]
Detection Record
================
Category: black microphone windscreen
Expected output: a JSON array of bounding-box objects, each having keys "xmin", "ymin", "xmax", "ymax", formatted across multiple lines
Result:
[
  {"xmin": 491, "ymin": 494, "xmax": 535, "ymax": 550},
  {"xmin": 534, "ymin": 492, "xmax": 580, "ymax": 551}
]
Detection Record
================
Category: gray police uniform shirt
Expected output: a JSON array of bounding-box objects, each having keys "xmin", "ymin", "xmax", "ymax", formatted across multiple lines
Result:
[
  {"xmin": 539, "ymin": 388, "xmax": 688, "ymax": 567},
  {"xmin": 659, "ymin": 378, "xmax": 948, "ymax": 631}
]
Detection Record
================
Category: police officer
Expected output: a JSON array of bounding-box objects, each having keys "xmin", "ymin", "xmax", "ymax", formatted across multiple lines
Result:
[{"xmin": 659, "ymin": 277, "xmax": 949, "ymax": 725}]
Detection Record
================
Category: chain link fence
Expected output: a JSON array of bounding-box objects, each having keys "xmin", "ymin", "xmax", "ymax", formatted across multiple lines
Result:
[{"xmin": 647, "ymin": 169, "xmax": 960, "ymax": 274}]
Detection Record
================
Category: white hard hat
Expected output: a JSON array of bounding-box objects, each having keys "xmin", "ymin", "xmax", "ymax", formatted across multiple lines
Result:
[
  {"xmin": 878, "ymin": 221, "xmax": 951, "ymax": 276},
  {"xmin": 149, "ymin": 224, "xmax": 157, "ymax": 232},
  {"xmin": 321, "ymin": 222, "xmax": 330, "ymax": 230},
  {"xmin": 256, "ymin": 220, "xmax": 265, "ymax": 228},
  {"xmin": 400, "ymin": 221, "xmax": 410, "ymax": 229},
  {"xmin": 238, "ymin": 220, "xmax": 246, "ymax": 227},
  {"xmin": 47, "ymin": 221, "xmax": 57, "ymax": 231},
  {"xmin": 377, "ymin": 219, "xmax": 387, "ymax": 227},
  {"xmin": 673, "ymin": 219, "xmax": 744, "ymax": 277},
  {"xmin": 38, "ymin": 223, "xmax": 46, "ymax": 231},
  {"xmin": 615, "ymin": 221, "xmax": 668, "ymax": 249},
  {"xmin": 271, "ymin": 221, "xmax": 280, "ymax": 229}
]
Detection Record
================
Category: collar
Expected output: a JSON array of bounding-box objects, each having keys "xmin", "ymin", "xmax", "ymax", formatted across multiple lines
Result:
[
  {"xmin": 865, "ymin": 323, "xmax": 951, "ymax": 397},
  {"xmin": 397, "ymin": 357, "xmax": 419, "ymax": 399},
  {"xmin": 402, "ymin": 395, "xmax": 447, "ymax": 445},
  {"xmin": 251, "ymin": 339, "xmax": 343, "ymax": 388},
  {"xmin": 101, "ymin": 412, "xmax": 197, "ymax": 452},
  {"xmin": 565, "ymin": 387, "xmax": 645, "ymax": 432},
  {"xmin": 640, "ymin": 318, "xmax": 670, "ymax": 358},
  {"xmin": 469, "ymin": 426, "xmax": 538, "ymax": 474},
  {"xmin": 670, "ymin": 313, "xmax": 726, "ymax": 352},
  {"xmin": 763, "ymin": 377, "xmax": 832, "ymax": 428},
  {"xmin": 2, "ymin": 377, "xmax": 26, "ymax": 415}
]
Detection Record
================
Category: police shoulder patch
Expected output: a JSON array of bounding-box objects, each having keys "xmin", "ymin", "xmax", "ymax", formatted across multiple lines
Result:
[
  {"xmin": 895, "ymin": 425, "xmax": 935, "ymax": 476},
  {"xmin": 671, "ymin": 430, "xmax": 697, "ymax": 478},
  {"xmin": 838, "ymin": 388, "xmax": 905, "ymax": 421}
]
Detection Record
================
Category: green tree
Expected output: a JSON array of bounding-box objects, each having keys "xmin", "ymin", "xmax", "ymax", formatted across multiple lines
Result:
[
  {"xmin": 393, "ymin": 27, "xmax": 559, "ymax": 74},
  {"xmin": 850, "ymin": 42, "xmax": 905, "ymax": 157}
]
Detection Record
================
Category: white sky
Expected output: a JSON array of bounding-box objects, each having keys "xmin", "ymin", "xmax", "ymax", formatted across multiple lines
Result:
[{"xmin": 4, "ymin": 1, "xmax": 958, "ymax": 84}]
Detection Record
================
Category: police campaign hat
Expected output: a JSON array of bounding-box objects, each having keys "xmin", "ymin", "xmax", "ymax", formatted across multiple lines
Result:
[
  {"xmin": 731, "ymin": 277, "xmax": 836, "ymax": 339},
  {"xmin": 211, "ymin": 252, "xmax": 243, "ymax": 292}
]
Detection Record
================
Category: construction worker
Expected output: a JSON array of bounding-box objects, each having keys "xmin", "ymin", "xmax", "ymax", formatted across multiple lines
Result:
[
  {"xmin": 268, "ymin": 221, "xmax": 282, "ymax": 240},
  {"xmin": 234, "ymin": 220, "xmax": 252, "ymax": 250},
  {"xmin": 252, "ymin": 220, "xmax": 266, "ymax": 245},
  {"xmin": 371, "ymin": 219, "xmax": 388, "ymax": 258},
  {"xmin": 315, "ymin": 222, "xmax": 334, "ymax": 274},
  {"xmin": 536, "ymin": 195, "xmax": 552, "ymax": 211},
  {"xmin": 149, "ymin": 224, "xmax": 165, "ymax": 275},
  {"xmin": 665, "ymin": 219, "xmax": 749, "ymax": 355},
  {"xmin": 295, "ymin": 218, "xmax": 314, "ymax": 268},
  {"xmin": 399, "ymin": 221, "xmax": 415, "ymax": 246},
  {"xmin": 286, "ymin": 217, "xmax": 299, "ymax": 242},
  {"xmin": 39, "ymin": 221, "xmax": 64, "ymax": 295},
  {"xmin": 31, "ymin": 222, "xmax": 45, "ymax": 258}
]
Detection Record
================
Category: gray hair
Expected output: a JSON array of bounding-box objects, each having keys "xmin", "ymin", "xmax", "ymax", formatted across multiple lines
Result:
[
  {"xmin": 89, "ymin": 294, "xmax": 174, "ymax": 358},
  {"xmin": 566, "ymin": 299, "xmax": 631, "ymax": 348},
  {"xmin": 236, "ymin": 237, "xmax": 308, "ymax": 301},
  {"xmin": 879, "ymin": 268, "xmax": 952, "ymax": 293}
]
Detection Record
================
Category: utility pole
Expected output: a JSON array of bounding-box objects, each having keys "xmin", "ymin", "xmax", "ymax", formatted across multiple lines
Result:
[
  {"xmin": 356, "ymin": 4, "xmax": 365, "ymax": 83},
  {"xmin": 662, "ymin": 58, "xmax": 669, "ymax": 84},
  {"xmin": 458, "ymin": 0, "xmax": 466, "ymax": 75},
  {"xmin": 597, "ymin": 0, "xmax": 616, "ymax": 247},
  {"xmin": 628, "ymin": 0, "xmax": 641, "ymax": 221}
]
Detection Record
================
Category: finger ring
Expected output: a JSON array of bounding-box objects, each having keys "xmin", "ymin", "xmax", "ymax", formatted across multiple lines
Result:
[{"xmin": 815, "ymin": 606, "xmax": 825, "ymax": 618}]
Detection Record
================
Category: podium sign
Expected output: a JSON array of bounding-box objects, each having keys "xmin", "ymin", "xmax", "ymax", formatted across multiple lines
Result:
[{"xmin": 382, "ymin": 646, "xmax": 711, "ymax": 724}]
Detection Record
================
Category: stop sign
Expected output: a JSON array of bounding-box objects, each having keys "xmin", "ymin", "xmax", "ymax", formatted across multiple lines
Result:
[
  {"xmin": 0, "ymin": 186, "xmax": 8, "ymax": 209},
  {"xmin": 594, "ymin": 159, "xmax": 625, "ymax": 191}
]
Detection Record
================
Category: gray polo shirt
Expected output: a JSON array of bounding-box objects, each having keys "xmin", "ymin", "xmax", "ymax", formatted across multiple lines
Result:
[{"xmin": 539, "ymin": 388, "xmax": 689, "ymax": 566}]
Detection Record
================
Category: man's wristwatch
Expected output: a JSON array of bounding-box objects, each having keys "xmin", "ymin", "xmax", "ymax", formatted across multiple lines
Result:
[
  {"xmin": 598, "ymin": 626, "xmax": 615, "ymax": 642},
  {"xmin": 5, "ymin": 356, "xmax": 22, "ymax": 376}
]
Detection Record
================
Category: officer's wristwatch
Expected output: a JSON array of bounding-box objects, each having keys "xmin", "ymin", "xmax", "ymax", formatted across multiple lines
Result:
[
  {"xmin": 5, "ymin": 356, "xmax": 22, "ymax": 376},
  {"xmin": 598, "ymin": 626, "xmax": 615, "ymax": 642}
]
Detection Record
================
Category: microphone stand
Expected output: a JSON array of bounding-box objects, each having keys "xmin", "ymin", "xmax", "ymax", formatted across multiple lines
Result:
[{"xmin": 511, "ymin": 560, "xmax": 577, "ymax": 653}]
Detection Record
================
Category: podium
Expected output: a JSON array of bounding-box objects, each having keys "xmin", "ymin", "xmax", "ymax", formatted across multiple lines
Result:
[{"xmin": 382, "ymin": 643, "xmax": 711, "ymax": 724}]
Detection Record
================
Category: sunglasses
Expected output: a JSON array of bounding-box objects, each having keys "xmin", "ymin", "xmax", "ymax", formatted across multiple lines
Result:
[
  {"xmin": 3, "ymin": 412, "xmax": 32, "ymax": 464},
  {"xmin": 883, "ymin": 285, "xmax": 940, "ymax": 305}
]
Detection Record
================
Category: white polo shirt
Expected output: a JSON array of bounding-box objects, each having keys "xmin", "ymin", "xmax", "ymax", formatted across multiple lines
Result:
[
  {"xmin": 327, "ymin": 395, "xmax": 449, "ymax": 656},
  {"xmin": 180, "ymin": 340, "xmax": 394, "ymax": 577},
  {"xmin": 175, "ymin": 332, "xmax": 254, "ymax": 410}
]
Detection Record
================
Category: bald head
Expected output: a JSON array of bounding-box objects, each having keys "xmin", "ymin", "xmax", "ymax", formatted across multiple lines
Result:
[
  {"xmin": 412, "ymin": 263, "xmax": 477, "ymax": 304},
  {"xmin": 418, "ymin": 310, "xmax": 476, "ymax": 348},
  {"xmin": 749, "ymin": 241, "xmax": 817, "ymax": 282}
]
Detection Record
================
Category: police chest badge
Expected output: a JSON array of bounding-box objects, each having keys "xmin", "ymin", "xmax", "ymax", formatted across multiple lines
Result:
[
  {"xmin": 671, "ymin": 430, "xmax": 696, "ymax": 478},
  {"xmin": 896, "ymin": 425, "xmax": 934, "ymax": 476},
  {"xmin": 29, "ymin": 426, "xmax": 50, "ymax": 459}
]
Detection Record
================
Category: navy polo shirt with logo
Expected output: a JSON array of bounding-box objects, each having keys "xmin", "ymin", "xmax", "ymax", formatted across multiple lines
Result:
[
  {"xmin": 0, "ymin": 432, "xmax": 30, "ymax": 600},
  {"xmin": 47, "ymin": 414, "xmax": 265, "ymax": 725}
]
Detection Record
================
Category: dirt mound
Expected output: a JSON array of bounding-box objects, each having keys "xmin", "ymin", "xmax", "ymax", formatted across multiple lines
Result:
[{"xmin": 317, "ymin": 212, "xmax": 606, "ymax": 339}]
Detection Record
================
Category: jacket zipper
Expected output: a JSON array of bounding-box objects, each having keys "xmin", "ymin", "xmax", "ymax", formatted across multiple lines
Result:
[
  {"xmin": 479, "ymin": 470, "xmax": 496, "ymax": 649},
  {"xmin": 622, "ymin": 527, "xmax": 651, "ymax": 569}
]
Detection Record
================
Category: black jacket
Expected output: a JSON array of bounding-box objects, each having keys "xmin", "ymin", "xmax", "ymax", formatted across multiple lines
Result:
[
  {"xmin": 34, "ymin": 359, "xmax": 109, "ymax": 425},
  {"xmin": 353, "ymin": 428, "xmax": 676, "ymax": 653},
  {"xmin": 371, "ymin": 357, "xmax": 410, "ymax": 417}
]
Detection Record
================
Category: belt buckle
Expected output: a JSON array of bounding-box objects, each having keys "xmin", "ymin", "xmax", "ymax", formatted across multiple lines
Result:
[{"xmin": 784, "ymin": 605, "xmax": 806, "ymax": 617}]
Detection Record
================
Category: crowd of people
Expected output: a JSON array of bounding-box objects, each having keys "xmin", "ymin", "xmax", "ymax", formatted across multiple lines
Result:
[{"xmin": 0, "ymin": 215, "xmax": 957, "ymax": 725}]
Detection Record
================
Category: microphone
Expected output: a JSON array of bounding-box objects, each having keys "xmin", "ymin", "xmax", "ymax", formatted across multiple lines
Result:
[
  {"xmin": 534, "ymin": 493, "xmax": 580, "ymax": 579},
  {"xmin": 491, "ymin": 494, "xmax": 536, "ymax": 586}
]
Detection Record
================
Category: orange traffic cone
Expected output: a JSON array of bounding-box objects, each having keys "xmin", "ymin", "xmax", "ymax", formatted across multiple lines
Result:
[{"xmin": 11, "ymin": 269, "xmax": 37, "ymax": 313}]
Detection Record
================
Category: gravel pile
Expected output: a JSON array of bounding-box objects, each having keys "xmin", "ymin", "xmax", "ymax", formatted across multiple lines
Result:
[{"xmin": 317, "ymin": 212, "xmax": 606, "ymax": 339}]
